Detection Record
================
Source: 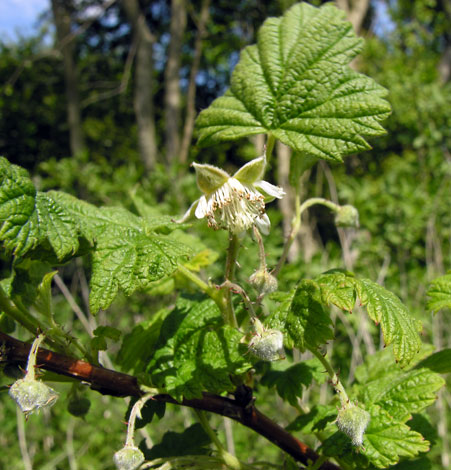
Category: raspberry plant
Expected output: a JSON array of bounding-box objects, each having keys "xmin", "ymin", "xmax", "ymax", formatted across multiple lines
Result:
[{"xmin": 0, "ymin": 3, "xmax": 449, "ymax": 470}]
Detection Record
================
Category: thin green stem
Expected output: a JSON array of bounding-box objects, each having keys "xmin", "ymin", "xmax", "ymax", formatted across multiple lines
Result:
[
  {"xmin": 252, "ymin": 225, "xmax": 267, "ymax": 271},
  {"xmin": 265, "ymin": 134, "xmax": 276, "ymax": 160},
  {"xmin": 25, "ymin": 334, "xmax": 46, "ymax": 381},
  {"xmin": 299, "ymin": 197, "xmax": 340, "ymax": 215},
  {"xmin": 221, "ymin": 280, "xmax": 256, "ymax": 318},
  {"xmin": 310, "ymin": 348, "xmax": 350, "ymax": 407},
  {"xmin": 177, "ymin": 265, "xmax": 225, "ymax": 310},
  {"xmin": 0, "ymin": 284, "xmax": 40, "ymax": 333},
  {"xmin": 273, "ymin": 196, "xmax": 340, "ymax": 277},
  {"xmin": 124, "ymin": 394, "xmax": 154, "ymax": 447},
  {"xmin": 223, "ymin": 233, "xmax": 240, "ymax": 328},
  {"xmin": 195, "ymin": 410, "xmax": 246, "ymax": 470},
  {"xmin": 273, "ymin": 189, "xmax": 301, "ymax": 277}
]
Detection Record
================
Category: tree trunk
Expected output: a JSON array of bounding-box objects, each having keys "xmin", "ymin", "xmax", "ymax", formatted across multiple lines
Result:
[
  {"xmin": 164, "ymin": 0, "xmax": 187, "ymax": 164},
  {"xmin": 123, "ymin": 0, "xmax": 158, "ymax": 171},
  {"xmin": 179, "ymin": 0, "xmax": 210, "ymax": 164},
  {"xmin": 51, "ymin": 0, "xmax": 85, "ymax": 156},
  {"xmin": 335, "ymin": 0, "xmax": 370, "ymax": 35}
]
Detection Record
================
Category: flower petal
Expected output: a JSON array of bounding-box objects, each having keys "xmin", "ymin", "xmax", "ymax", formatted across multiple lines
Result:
[
  {"xmin": 178, "ymin": 199, "xmax": 200, "ymax": 223},
  {"xmin": 254, "ymin": 180, "xmax": 285, "ymax": 200},
  {"xmin": 194, "ymin": 195, "xmax": 209, "ymax": 219},
  {"xmin": 255, "ymin": 213, "xmax": 271, "ymax": 235}
]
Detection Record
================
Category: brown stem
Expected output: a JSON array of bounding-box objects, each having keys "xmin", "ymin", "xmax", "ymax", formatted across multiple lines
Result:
[{"xmin": 0, "ymin": 332, "xmax": 340, "ymax": 470}]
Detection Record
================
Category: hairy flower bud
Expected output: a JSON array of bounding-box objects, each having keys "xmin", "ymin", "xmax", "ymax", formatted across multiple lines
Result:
[
  {"xmin": 113, "ymin": 446, "xmax": 145, "ymax": 470},
  {"xmin": 249, "ymin": 268, "xmax": 278, "ymax": 295},
  {"xmin": 248, "ymin": 318, "xmax": 285, "ymax": 361},
  {"xmin": 335, "ymin": 205, "xmax": 359, "ymax": 228},
  {"xmin": 336, "ymin": 403, "xmax": 370, "ymax": 446},
  {"xmin": 9, "ymin": 378, "xmax": 58, "ymax": 417}
]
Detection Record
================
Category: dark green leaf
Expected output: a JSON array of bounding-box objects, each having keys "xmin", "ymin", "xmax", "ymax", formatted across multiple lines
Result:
[
  {"xmin": 286, "ymin": 280, "xmax": 334, "ymax": 351},
  {"xmin": 415, "ymin": 348, "xmax": 451, "ymax": 374},
  {"xmin": 195, "ymin": 3, "xmax": 390, "ymax": 161},
  {"xmin": 142, "ymin": 423, "xmax": 211, "ymax": 459}
]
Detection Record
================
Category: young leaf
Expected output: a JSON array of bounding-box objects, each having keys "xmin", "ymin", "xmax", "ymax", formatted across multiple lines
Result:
[
  {"xmin": 286, "ymin": 279, "xmax": 334, "ymax": 352},
  {"xmin": 354, "ymin": 278, "xmax": 422, "ymax": 367},
  {"xmin": 195, "ymin": 3, "xmax": 390, "ymax": 161},
  {"xmin": 426, "ymin": 272, "xmax": 451, "ymax": 313},
  {"xmin": 361, "ymin": 404, "xmax": 429, "ymax": 468}
]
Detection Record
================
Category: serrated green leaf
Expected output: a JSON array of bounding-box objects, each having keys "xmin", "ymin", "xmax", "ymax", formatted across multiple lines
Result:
[
  {"xmin": 354, "ymin": 278, "xmax": 422, "ymax": 367},
  {"xmin": 362, "ymin": 404, "xmax": 429, "ymax": 468},
  {"xmin": 360, "ymin": 368, "xmax": 444, "ymax": 421},
  {"xmin": 89, "ymin": 228, "xmax": 190, "ymax": 312},
  {"xmin": 260, "ymin": 358, "xmax": 325, "ymax": 406},
  {"xmin": 35, "ymin": 193, "xmax": 79, "ymax": 259},
  {"xmin": 316, "ymin": 270, "xmax": 356, "ymax": 312},
  {"xmin": 0, "ymin": 159, "xmax": 81, "ymax": 260},
  {"xmin": 354, "ymin": 344, "xmax": 435, "ymax": 384},
  {"xmin": 195, "ymin": 3, "xmax": 390, "ymax": 161},
  {"xmin": 415, "ymin": 349, "xmax": 451, "ymax": 374},
  {"xmin": 426, "ymin": 273, "xmax": 451, "ymax": 313},
  {"xmin": 286, "ymin": 280, "xmax": 334, "ymax": 351},
  {"xmin": 148, "ymin": 297, "xmax": 252, "ymax": 400}
]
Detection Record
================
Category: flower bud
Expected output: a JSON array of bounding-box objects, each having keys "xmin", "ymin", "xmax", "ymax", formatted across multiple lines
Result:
[
  {"xmin": 335, "ymin": 205, "xmax": 359, "ymax": 228},
  {"xmin": 113, "ymin": 446, "xmax": 145, "ymax": 470},
  {"xmin": 248, "ymin": 318, "xmax": 285, "ymax": 361},
  {"xmin": 249, "ymin": 268, "xmax": 278, "ymax": 295},
  {"xmin": 9, "ymin": 378, "xmax": 58, "ymax": 417},
  {"xmin": 336, "ymin": 403, "xmax": 370, "ymax": 446}
]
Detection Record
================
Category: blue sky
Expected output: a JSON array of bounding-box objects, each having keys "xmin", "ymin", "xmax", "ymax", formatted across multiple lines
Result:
[{"xmin": 0, "ymin": 0, "xmax": 49, "ymax": 42}]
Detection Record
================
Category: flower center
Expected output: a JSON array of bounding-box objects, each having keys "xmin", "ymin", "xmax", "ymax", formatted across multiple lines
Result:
[{"xmin": 206, "ymin": 178, "xmax": 265, "ymax": 233}]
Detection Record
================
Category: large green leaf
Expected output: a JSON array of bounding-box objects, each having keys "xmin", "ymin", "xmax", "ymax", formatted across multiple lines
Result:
[
  {"xmin": 359, "ymin": 368, "xmax": 444, "ymax": 422},
  {"xmin": 48, "ymin": 192, "xmax": 192, "ymax": 313},
  {"xmin": 0, "ymin": 158, "xmax": 78, "ymax": 259},
  {"xmin": 316, "ymin": 270, "xmax": 356, "ymax": 312},
  {"xmin": 362, "ymin": 405, "xmax": 429, "ymax": 468},
  {"xmin": 148, "ymin": 297, "xmax": 252, "ymax": 400},
  {"xmin": 286, "ymin": 279, "xmax": 334, "ymax": 351},
  {"xmin": 426, "ymin": 272, "xmax": 451, "ymax": 313},
  {"xmin": 354, "ymin": 278, "xmax": 422, "ymax": 367},
  {"xmin": 195, "ymin": 3, "xmax": 390, "ymax": 161}
]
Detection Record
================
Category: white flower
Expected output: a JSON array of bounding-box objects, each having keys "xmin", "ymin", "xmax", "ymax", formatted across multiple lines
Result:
[{"xmin": 180, "ymin": 155, "xmax": 284, "ymax": 235}]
